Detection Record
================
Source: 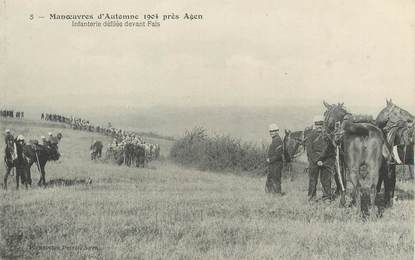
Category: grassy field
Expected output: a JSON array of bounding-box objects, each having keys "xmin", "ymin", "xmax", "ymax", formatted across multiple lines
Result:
[{"xmin": 0, "ymin": 119, "xmax": 414, "ymax": 259}]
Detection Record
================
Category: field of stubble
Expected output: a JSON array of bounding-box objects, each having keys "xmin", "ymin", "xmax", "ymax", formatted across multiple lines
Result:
[{"xmin": 0, "ymin": 119, "xmax": 414, "ymax": 259}]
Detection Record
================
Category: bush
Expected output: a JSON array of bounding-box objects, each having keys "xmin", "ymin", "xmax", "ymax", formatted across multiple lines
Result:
[{"xmin": 170, "ymin": 127, "xmax": 267, "ymax": 173}]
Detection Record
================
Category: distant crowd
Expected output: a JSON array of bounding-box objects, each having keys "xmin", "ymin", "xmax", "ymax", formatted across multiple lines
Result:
[
  {"xmin": 1, "ymin": 109, "xmax": 24, "ymax": 119},
  {"xmin": 40, "ymin": 112, "xmax": 161, "ymax": 164}
]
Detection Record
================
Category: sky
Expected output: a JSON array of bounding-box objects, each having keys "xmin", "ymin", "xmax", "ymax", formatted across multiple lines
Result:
[{"xmin": 1, "ymin": 0, "xmax": 414, "ymax": 110}]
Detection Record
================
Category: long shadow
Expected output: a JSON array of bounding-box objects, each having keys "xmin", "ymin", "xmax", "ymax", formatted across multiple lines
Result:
[{"xmin": 45, "ymin": 178, "xmax": 92, "ymax": 187}]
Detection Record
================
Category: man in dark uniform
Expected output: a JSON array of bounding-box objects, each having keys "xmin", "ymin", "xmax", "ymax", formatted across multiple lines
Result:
[
  {"xmin": 265, "ymin": 123, "xmax": 285, "ymax": 194},
  {"xmin": 305, "ymin": 115, "xmax": 336, "ymax": 202},
  {"xmin": 4, "ymin": 129, "xmax": 16, "ymax": 181},
  {"xmin": 5, "ymin": 129, "xmax": 14, "ymax": 145},
  {"xmin": 15, "ymin": 135, "xmax": 29, "ymax": 187}
]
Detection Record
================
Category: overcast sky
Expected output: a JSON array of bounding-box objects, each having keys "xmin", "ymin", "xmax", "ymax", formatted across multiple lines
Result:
[{"xmin": 1, "ymin": 0, "xmax": 414, "ymax": 110}]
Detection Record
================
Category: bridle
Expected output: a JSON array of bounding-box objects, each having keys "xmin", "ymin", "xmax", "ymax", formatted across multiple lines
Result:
[{"xmin": 283, "ymin": 131, "xmax": 307, "ymax": 160}]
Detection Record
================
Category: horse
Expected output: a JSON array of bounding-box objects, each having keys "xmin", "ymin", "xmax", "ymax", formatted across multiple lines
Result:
[
  {"xmin": 282, "ymin": 129, "xmax": 310, "ymax": 181},
  {"xmin": 90, "ymin": 140, "xmax": 103, "ymax": 160},
  {"xmin": 283, "ymin": 130, "xmax": 306, "ymax": 160},
  {"xmin": 375, "ymin": 99, "xmax": 414, "ymax": 206},
  {"xmin": 22, "ymin": 143, "xmax": 61, "ymax": 187},
  {"xmin": 323, "ymin": 101, "xmax": 387, "ymax": 216}
]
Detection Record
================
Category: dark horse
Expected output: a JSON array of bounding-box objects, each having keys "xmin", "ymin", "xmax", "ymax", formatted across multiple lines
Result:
[
  {"xmin": 283, "ymin": 128, "xmax": 312, "ymax": 180},
  {"xmin": 90, "ymin": 140, "xmax": 103, "ymax": 160},
  {"xmin": 323, "ymin": 101, "xmax": 387, "ymax": 216},
  {"xmin": 18, "ymin": 144, "xmax": 60, "ymax": 186},
  {"xmin": 375, "ymin": 99, "xmax": 414, "ymax": 206}
]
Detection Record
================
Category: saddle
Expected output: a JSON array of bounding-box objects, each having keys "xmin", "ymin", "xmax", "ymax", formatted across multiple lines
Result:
[
  {"xmin": 385, "ymin": 120, "xmax": 412, "ymax": 146},
  {"xmin": 349, "ymin": 114, "xmax": 374, "ymax": 124},
  {"xmin": 340, "ymin": 114, "xmax": 376, "ymax": 135}
]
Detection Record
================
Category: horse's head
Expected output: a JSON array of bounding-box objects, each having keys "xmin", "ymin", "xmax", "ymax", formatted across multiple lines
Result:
[
  {"xmin": 283, "ymin": 129, "xmax": 305, "ymax": 161},
  {"xmin": 323, "ymin": 101, "xmax": 349, "ymax": 132},
  {"xmin": 48, "ymin": 145, "xmax": 61, "ymax": 161},
  {"xmin": 379, "ymin": 99, "xmax": 415, "ymax": 125}
]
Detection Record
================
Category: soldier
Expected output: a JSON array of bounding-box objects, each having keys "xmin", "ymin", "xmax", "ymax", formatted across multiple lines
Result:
[
  {"xmin": 305, "ymin": 115, "xmax": 336, "ymax": 202},
  {"xmin": 56, "ymin": 132, "xmax": 63, "ymax": 142},
  {"xmin": 265, "ymin": 123, "xmax": 285, "ymax": 194},
  {"xmin": 15, "ymin": 135, "xmax": 29, "ymax": 187},
  {"xmin": 41, "ymin": 136, "xmax": 48, "ymax": 145},
  {"xmin": 5, "ymin": 129, "xmax": 14, "ymax": 145}
]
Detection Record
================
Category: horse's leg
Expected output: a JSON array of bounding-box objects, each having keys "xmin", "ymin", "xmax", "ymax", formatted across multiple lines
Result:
[
  {"xmin": 27, "ymin": 165, "xmax": 32, "ymax": 186},
  {"xmin": 388, "ymin": 164, "xmax": 396, "ymax": 207},
  {"xmin": 367, "ymin": 161, "xmax": 380, "ymax": 217},
  {"xmin": 349, "ymin": 165, "xmax": 360, "ymax": 214},
  {"xmin": 376, "ymin": 162, "xmax": 385, "ymax": 193},
  {"xmin": 408, "ymin": 164, "xmax": 414, "ymax": 180},
  {"xmin": 40, "ymin": 162, "xmax": 46, "ymax": 187},
  {"xmin": 24, "ymin": 167, "xmax": 28, "ymax": 190},
  {"xmin": 15, "ymin": 167, "xmax": 20, "ymax": 190}
]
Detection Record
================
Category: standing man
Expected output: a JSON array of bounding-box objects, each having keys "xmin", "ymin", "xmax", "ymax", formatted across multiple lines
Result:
[
  {"xmin": 15, "ymin": 135, "xmax": 29, "ymax": 187},
  {"xmin": 265, "ymin": 123, "xmax": 285, "ymax": 194},
  {"xmin": 305, "ymin": 116, "xmax": 336, "ymax": 202}
]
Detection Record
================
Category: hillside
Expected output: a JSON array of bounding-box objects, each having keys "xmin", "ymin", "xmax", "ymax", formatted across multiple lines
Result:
[
  {"xmin": 0, "ymin": 119, "xmax": 414, "ymax": 259},
  {"xmin": 16, "ymin": 103, "xmax": 414, "ymax": 143}
]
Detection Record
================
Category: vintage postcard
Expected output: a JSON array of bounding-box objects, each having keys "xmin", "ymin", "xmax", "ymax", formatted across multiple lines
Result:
[{"xmin": 0, "ymin": 0, "xmax": 414, "ymax": 259}]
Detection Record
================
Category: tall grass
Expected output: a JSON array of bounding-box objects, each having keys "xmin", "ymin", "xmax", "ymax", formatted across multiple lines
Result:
[{"xmin": 170, "ymin": 127, "xmax": 268, "ymax": 172}]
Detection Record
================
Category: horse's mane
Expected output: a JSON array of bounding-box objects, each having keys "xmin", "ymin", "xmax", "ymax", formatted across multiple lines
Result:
[{"xmin": 324, "ymin": 102, "xmax": 350, "ymax": 131}]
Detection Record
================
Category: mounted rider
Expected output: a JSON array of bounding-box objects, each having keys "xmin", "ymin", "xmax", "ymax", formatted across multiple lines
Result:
[
  {"xmin": 265, "ymin": 123, "xmax": 285, "ymax": 195},
  {"xmin": 305, "ymin": 115, "xmax": 335, "ymax": 202}
]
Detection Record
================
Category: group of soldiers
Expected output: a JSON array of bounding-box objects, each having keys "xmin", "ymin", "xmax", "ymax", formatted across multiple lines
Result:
[
  {"xmin": 3, "ymin": 129, "xmax": 62, "ymax": 178},
  {"xmin": 266, "ymin": 115, "xmax": 334, "ymax": 202},
  {"xmin": 41, "ymin": 113, "xmax": 72, "ymax": 124},
  {"xmin": 40, "ymin": 112, "xmax": 161, "ymax": 166},
  {"xmin": 1, "ymin": 110, "xmax": 24, "ymax": 119},
  {"xmin": 106, "ymin": 133, "xmax": 160, "ymax": 167}
]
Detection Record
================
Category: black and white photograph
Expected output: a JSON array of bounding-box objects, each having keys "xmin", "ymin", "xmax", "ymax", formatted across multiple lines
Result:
[{"xmin": 0, "ymin": 0, "xmax": 414, "ymax": 259}]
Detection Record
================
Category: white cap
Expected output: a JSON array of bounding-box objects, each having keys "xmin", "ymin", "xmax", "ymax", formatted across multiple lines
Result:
[
  {"xmin": 17, "ymin": 135, "xmax": 25, "ymax": 141},
  {"xmin": 313, "ymin": 115, "xmax": 324, "ymax": 123},
  {"xmin": 269, "ymin": 123, "xmax": 279, "ymax": 131},
  {"xmin": 5, "ymin": 129, "xmax": 10, "ymax": 133},
  {"xmin": 48, "ymin": 132, "xmax": 52, "ymax": 136}
]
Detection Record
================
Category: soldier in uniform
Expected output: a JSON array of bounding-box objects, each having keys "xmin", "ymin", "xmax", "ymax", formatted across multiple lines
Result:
[
  {"xmin": 265, "ymin": 123, "xmax": 285, "ymax": 194},
  {"xmin": 41, "ymin": 136, "xmax": 48, "ymax": 145},
  {"xmin": 15, "ymin": 135, "xmax": 29, "ymax": 186},
  {"xmin": 305, "ymin": 116, "xmax": 336, "ymax": 202},
  {"xmin": 5, "ymin": 129, "xmax": 14, "ymax": 145}
]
